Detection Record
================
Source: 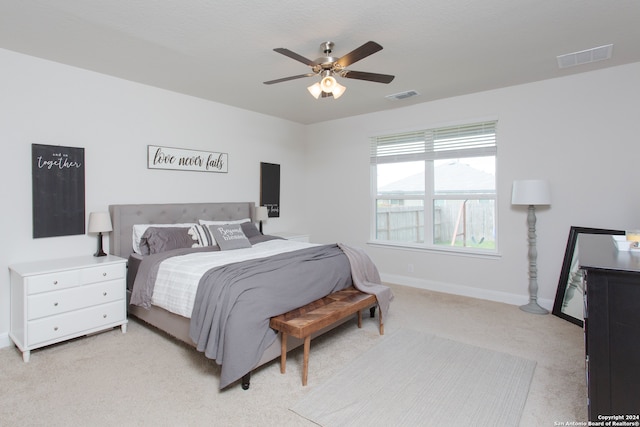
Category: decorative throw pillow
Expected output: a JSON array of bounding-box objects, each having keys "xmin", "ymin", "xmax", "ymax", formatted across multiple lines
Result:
[
  {"xmin": 199, "ymin": 218, "xmax": 250, "ymax": 226},
  {"xmin": 240, "ymin": 222, "xmax": 262, "ymax": 239},
  {"xmin": 188, "ymin": 224, "xmax": 216, "ymax": 247},
  {"xmin": 139, "ymin": 227, "xmax": 195, "ymax": 255},
  {"xmin": 209, "ymin": 224, "xmax": 252, "ymax": 250},
  {"xmin": 132, "ymin": 223, "xmax": 195, "ymax": 254}
]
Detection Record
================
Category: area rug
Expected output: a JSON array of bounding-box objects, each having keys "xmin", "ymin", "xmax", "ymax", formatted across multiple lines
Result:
[{"xmin": 290, "ymin": 328, "xmax": 536, "ymax": 426}]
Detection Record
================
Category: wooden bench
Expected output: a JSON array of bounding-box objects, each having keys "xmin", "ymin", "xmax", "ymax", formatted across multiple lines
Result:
[{"xmin": 269, "ymin": 286, "xmax": 384, "ymax": 386}]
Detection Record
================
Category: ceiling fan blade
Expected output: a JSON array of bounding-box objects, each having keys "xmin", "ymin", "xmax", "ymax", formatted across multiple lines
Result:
[
  {"xmin": 273, "ymin": 48, "xmax": 317, "ymax": 66},
  {"xmin": 263, "ymin": 73, "xmax": 315, "ymax": 85},
  {"xmin": 336, "ymin": 41, "xmax": 383, "ymax": 68},
  {"xmin": 342, "ymin": 70, "xmax": 395, "ymax": 84}
]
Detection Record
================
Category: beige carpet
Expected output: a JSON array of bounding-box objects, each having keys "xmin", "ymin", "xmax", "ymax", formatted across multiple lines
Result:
[
  {"xmin": 291, "ymin": 329, "xmax": 536, "ymax": 426},
  {"xmin": 0, "ymin": 284, "xmax": 586, "ymax": 426}
]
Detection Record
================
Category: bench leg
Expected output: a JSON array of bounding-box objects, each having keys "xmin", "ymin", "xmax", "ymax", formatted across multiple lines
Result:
[
  {"xmin": 357, "ymin": 310, "xmax": 362, "ymax": 328},
  {"xmin": 379, "ymin": 306, "xmax": 384, "ymax": 335},
  {"xmin": 302, "ymin": 336, "xmax": 310, "ymax": 386},
  {"xmin": 280, "ymin": 333, "xmax": 287, "ymax": 374}
]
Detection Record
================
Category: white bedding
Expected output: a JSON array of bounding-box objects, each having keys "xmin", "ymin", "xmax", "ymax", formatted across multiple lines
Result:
[{"xmin": 151, "ymin": 239, "xmax": 318, "ymax": 317}]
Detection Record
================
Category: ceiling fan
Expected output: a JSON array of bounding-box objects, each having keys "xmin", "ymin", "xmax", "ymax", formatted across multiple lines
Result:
[{"xmin": 263, "ymin": 41, "xmax": 395, "ymax": 99}]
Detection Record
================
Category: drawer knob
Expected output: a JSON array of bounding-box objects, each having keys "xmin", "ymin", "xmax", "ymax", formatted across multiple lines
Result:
[
  {"xmin": 53, "ymin": 326, "xmax": 58, "ymax": 331},
  {"xmin": 53, "ymin": 280, "xmax": 58, "ymax": 285},
  {"xmin": 103, "ymin": 292, "xmax": 107, "ymax": 296},
  {"xmin": 103, "ymin": 314, "xmax": 107, "ymax": 318},
  {"xmin": 103, "ymin": 272, "xmax": 107, "ymax": 277},
  {"xmin": 54, "ymin": 302, "xmax": 59, "ymax": 307}
]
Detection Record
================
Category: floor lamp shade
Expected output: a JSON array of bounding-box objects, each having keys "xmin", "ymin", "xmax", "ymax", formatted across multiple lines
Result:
[
  {"xmin": 512, "ymin": 179, "xmax": 551, "ymax": 315},
  {"xmin": 511, "ymin": 180, "xmax": 551, "ymax": 206}
]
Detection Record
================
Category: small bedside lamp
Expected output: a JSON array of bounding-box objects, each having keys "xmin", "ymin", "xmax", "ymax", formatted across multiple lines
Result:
[
  {"xmin": 88, "ymin": 211, "xmax": 113, "ymax": 257},
  {"xmin": 512, "ymin": 179, "xmax": 551, "ymax": 314},
  {"xmin": 256, "ymin": 206, "xmax": 269, "ymax": 234}
]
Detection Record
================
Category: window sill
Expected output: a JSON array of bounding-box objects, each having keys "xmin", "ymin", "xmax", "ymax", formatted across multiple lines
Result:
[{"xmin": 366, "ymin": 240, "xmax": 502, "ymax": 260}]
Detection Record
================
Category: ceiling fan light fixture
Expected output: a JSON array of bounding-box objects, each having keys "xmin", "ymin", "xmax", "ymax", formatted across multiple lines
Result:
[
  {"xmin": 267, "ymin": 41, "xmax": 394, "ymax": 102},
  {"xmin": 307, "ymin": 82, "xmax": 322, "ymax": 99},
  {"xmin": 320, "ymin": 75, "xmax": 337, "ymax": 93},
  {"xmin": 332, "ymin": 82, "xmax": 346, "ymax": 99}
]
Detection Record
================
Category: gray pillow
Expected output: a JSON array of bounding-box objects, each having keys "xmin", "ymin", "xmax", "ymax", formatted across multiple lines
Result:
[
  {"xmin": 139, "ymin": 227, "xmax": 194, "ymax": 255},
  {"xmin": 240, "ymin": 222, "xmax": 262, "ymax": 239},
  {"xmin": 210, "ymin": 224, "xmax": 252, "ymax": 250}
]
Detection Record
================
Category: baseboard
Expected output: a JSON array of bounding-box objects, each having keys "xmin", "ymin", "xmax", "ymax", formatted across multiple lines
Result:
[
  {"xmin": 0, "ymin": 332, "xmax": 11, "ymax": 349},
  {"xmin": 380, "ymin": 273, "xmax": 554, "ymax": 312}
]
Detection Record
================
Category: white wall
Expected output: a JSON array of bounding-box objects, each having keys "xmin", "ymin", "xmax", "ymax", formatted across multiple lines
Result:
[
  {"xmin": 3, "ymin": 45, "xmax": 640, "ymax": 348},
  {"xmin": 0, "ymin": 49, "xmax": 307, "ymax": 345},
  {"xmin": 305, "ymin": 62, "xmax": 640, "ymax": 308}
]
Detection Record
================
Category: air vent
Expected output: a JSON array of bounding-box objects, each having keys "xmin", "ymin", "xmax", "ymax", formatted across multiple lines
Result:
[
  {"xmin": 386, "ymin": 90, "xmax": 420, "ymax": 101},
  {"xmin": 557, "ymin": 44, "xmax": 613, "ymax": 69}
]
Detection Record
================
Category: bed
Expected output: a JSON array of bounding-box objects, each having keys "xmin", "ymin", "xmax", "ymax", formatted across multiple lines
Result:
[{"xmin": 109, "ymin": 202, "xmax": 370, "ymax": 390}]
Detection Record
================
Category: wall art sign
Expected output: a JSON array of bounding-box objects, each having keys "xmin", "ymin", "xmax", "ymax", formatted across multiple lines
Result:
[
  {"xmin": 32, "ymin": 144, "xmax": 85, "ymax": 238},
  {"xmin": 260, "ymin": 162, "xmax": 280, "ymax": 217},
  {"xmin": 147, "ymin": 145, "xmax": 228, "ymax": 173}
]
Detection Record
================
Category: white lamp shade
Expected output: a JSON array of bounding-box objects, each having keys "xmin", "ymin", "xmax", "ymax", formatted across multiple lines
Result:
[
  {"xmin": 320, "ymin": 75, "xmax": 337, "ymax": 92},
  {"xmin": 511, "ymin": 180, "xmax": 551, "ymax": 205},
  {"xmin": 88, "ymin": 211, "xmax": 113, "ymax": 233},
  {"xmin": 256, "ymin": 206, "xmax": 269, "ymax": 221},
  {"xmin": 332, "ymin": 82, "xmax": 346, "ymax": 99},
  {"xmin": 307, "ymin": 82, "xmax": 322, "ymax": 99}
]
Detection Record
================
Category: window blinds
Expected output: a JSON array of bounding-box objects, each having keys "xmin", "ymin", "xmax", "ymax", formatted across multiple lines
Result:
[{"xmin": 371, "ymin": 121, "xmax": 497, "ymax": 164}]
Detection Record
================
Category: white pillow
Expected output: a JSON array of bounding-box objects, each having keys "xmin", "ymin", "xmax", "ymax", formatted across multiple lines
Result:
[
  {"xmin": 198, "ymin": 218, "xmax": 251, "ymax": 226},
  {"xmin": 132, "ymin": 223, "xmax": 196, "ymax": 254}
]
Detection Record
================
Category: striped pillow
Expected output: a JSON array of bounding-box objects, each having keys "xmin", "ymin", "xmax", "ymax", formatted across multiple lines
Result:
[{"xmin": 188, "ymin": 224, "xmax": 216, "ymax": 247}]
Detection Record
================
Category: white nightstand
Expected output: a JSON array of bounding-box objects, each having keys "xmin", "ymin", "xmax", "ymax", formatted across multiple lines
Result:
[
  {"xmin": 9, "ymin": 254, "xmax": 128, "ymax": 362},
  {"xmin": 271, "ymin": 231, "xmax": 310, "ymax": 243}
]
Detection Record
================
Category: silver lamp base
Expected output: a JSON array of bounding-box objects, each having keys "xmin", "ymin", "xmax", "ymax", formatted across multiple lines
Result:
[{"xmin": 519, "ymin": 301, "xmax": 549, "ymax": 315}]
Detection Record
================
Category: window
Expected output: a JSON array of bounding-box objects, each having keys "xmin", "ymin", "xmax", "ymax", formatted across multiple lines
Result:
[{"xmin": 371, "ymin": 121, "xmax": 497, "ymax": 252}]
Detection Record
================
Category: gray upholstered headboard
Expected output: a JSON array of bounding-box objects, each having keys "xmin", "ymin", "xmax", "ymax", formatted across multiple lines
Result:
[{"xmin": 108, "ymin": 202, "xmax": 255, "ymax": 259}]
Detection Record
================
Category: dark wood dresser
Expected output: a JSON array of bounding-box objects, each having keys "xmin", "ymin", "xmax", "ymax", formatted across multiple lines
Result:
[{"xmin": 580, "ymin": 234, "xmax": 640, "ymax": 420}]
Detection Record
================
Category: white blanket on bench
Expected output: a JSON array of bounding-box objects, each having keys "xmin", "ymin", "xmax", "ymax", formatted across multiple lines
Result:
[{"xmin": 338, "ymin": 244, "xmax": 393, "ymax": 320}]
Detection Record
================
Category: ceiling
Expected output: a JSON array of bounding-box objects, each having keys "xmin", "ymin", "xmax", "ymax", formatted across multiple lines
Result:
[{"xmin": 2, "ymin": 0, "xmax": 639, "ymax": 125}]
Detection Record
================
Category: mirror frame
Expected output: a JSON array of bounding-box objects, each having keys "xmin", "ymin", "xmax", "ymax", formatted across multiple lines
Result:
[{"xmin": 552, "ymin": 226, "xmax": 624, "ymax": 326}]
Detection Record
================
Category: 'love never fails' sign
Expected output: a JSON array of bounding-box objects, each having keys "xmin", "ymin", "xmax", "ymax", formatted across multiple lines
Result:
[{"xmin": 147, "ymin": 145, "xmax": 227, "ymax": 173}]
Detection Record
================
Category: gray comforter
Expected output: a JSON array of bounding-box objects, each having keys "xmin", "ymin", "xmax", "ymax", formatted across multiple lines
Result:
[
  {"xmin": 189, "ymin": 244, "xmax": 352, "ymax": 389},
  {"xmin": 130, "ymin": 239, "xmax": 354, "ymax": 389},
  {"xmin": 130, "ymin": 238, "xmax": 392, "ymax": 390}
]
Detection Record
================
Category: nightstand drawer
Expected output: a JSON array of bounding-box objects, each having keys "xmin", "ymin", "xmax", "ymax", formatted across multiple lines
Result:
[
  {"xmin": 26, "ymin": 263, "xmax": 124, "ymax": 296},
  {"xmin": 28, "ymin": 280, "xmax": 125, "ymax": 320},
  {"xmin": 27, "ymin": 270, "xmax": 80, "ymax": 295},
  {"xmin": 27, "ymin": 300, "xmax": 125, "ymax": 347},
  {"xmin": 80, "ymin": 263, "xmax": 125, "ymax": 285}
]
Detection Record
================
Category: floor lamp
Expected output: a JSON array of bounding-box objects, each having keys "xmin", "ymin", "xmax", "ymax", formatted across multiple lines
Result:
[{"xmin": 512, "ymin": 180, "xmax": 551, "ymax": 314}]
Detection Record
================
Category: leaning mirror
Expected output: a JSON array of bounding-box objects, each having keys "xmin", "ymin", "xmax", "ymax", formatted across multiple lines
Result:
[{"xmin": 552, "ymin": 226, "xmax": 624, "ymax": 326}]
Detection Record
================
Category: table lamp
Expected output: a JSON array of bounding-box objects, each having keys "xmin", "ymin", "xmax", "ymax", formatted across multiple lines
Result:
[
  {"xmin": 256, "ymin": 206, "xmax": 269, "ymax": 233},
  {"xmin": 88, "ymin": 211, "xmax": 113, "ymax": 257}
]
